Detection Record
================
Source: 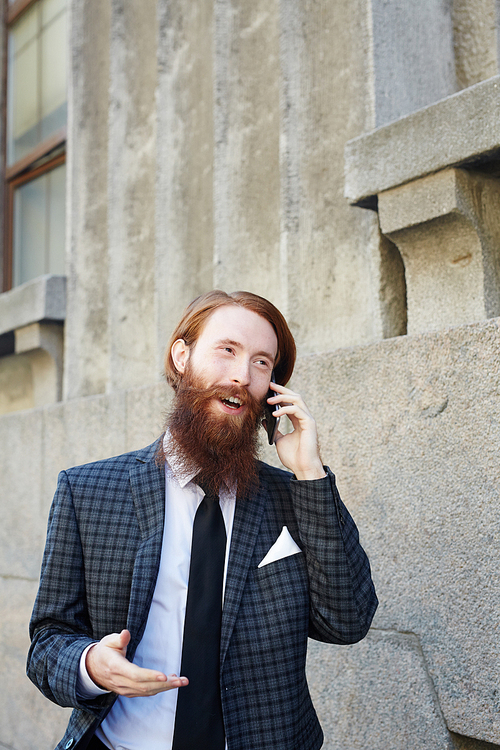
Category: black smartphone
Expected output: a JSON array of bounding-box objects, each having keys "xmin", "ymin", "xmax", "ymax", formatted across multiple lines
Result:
[{"xmin": 263, "ymin": 372, "xmax": 280, "ymax": 445}]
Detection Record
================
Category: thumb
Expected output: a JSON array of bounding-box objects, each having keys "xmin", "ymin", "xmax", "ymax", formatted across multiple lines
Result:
[{"xmin": 102, "ymin": 629, "xmax": 131, "ymax": 654}]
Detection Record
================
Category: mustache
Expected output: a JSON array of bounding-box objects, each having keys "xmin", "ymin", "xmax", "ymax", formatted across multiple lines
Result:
[{"xmin": 178, "ymin": 382, "xmax": 261, "ymax": 412}]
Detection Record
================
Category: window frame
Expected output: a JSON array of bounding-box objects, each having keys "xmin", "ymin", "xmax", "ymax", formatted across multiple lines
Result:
[{"xmin": 2, "ymin": 0, "xmax": 67, "ymax": 292}]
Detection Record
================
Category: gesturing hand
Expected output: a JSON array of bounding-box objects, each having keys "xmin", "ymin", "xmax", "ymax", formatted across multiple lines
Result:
[
  {"xmin": 266, "ymin": 383, "xmax": 326, "ymax": 481},
  {"xmin": 86, "ymin": 629, "xmax": 189, "ymax": 697}
]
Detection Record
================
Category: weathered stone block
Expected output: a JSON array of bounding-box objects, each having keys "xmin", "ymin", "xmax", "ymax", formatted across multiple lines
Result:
[
  {"xmin": 307, "ymin": 630, "xmax": 454, "ymax": 750},
  {"xmin": 0, "ymin": 409, "xmax": 44, "ymax": 580},
  {"xmin": 41, "ymin": 392, "xmax": 128, "ymax": 518},
  {"xmin": 345, "ymin": 76, "xmax": 500, "ymax": 204},
  {"xmin": 64, "ymin": 0, "xmax": 111, "ymax": 399},
  {"xmin": 0, "ymin": 578, "xmax": 70, "ymax": 750},
  {"xmin": 371, "ymin": 0, "xmax": 457, "ymax": 126},
  {"xmin": 0, "ymin": 275, "xmax": 66, "ymax": 337},
  {"xmin": 379, "ymin": 168, "xmax": 500, "ymax": 333},
  {"xmin": 293, "ymin": 318, "xmax": 500, "ymax": 743}
]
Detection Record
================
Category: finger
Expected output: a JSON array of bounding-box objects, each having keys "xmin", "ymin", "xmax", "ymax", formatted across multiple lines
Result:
[
  {"xmin": 111, "ymin": 674, "xmax": 189, "ymax": 698},
  {"xmin": 100, "ymin": 629, "xmax": 131, "ymax": 652}
]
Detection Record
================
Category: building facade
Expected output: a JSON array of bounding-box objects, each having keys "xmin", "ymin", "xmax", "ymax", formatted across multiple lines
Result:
[{"xmin": 1, "ymin": 0, "xmax": 500, "ymax": 748}]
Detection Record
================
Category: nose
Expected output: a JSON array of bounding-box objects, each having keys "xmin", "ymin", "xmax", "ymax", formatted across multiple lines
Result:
[{"xmin": 230, "ymin": 358, "xmax": 251, "ymax": 386}]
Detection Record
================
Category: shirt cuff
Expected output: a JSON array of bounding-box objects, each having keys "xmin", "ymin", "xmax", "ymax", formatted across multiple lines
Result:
[{"xmin": 77, "ymin": 643, "xmax": 112, "ymax": 698}]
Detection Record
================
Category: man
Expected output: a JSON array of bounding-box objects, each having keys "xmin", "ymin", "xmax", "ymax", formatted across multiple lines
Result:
[{"xmin": 28, "ymin": 290, "xmax": 377, "ymax": 750}]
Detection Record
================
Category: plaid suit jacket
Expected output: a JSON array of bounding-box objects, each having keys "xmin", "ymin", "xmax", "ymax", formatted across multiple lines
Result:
[{"xmin": 28, "ymin": 440, "xmax": 377, "ymax": 750}]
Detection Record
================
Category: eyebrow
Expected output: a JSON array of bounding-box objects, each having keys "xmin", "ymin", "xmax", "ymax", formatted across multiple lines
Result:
[{"xmin": 215, "ymin": 338, "xmax": 276, "ymax": 363}]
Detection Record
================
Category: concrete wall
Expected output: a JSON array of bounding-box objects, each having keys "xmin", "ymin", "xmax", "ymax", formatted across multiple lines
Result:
[{"xmin": 3, "ymin": 0, "xmax": 500, "ymax": 748}]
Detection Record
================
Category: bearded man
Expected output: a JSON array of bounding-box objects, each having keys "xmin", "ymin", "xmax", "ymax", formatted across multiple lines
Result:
[{"xmin": 28, "ymin": 290, "xmax": 377, "ymax": 750}]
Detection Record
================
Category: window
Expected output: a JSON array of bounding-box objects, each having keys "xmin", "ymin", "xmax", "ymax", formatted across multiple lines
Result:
[{"xmin": 3, "ymin": 0, "xmax": 67, "ymax": 291}]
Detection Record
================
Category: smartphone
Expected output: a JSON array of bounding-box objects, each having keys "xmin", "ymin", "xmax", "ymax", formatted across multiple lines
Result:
[{"xmin": 263, "ymin": 372, "xmax": 280, "ymax": 445}]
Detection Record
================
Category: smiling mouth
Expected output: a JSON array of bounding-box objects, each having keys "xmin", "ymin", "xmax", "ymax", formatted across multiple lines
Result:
[{"xmin": 221, "ymin": 396, "xmax": 243, "ymax": 409}]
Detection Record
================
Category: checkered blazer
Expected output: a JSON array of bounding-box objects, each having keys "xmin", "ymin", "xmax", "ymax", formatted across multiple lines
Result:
[{"xmin": 28, "ymin": 440, "xmax": 377, "ymax": 750}]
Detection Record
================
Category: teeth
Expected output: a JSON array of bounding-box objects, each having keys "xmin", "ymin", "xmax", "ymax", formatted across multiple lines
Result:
[{"xmin": 225, "ymin": 396, "xmax": 242, "ymax": 406}]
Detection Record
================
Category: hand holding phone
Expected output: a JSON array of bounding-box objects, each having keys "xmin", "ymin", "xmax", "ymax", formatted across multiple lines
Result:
[{"xmin": 263, "ymin": 373, "xmax": 280, "ymax": 445}]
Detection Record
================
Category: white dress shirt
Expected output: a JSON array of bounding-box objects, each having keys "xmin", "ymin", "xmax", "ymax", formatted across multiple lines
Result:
[{"xmin": 77, "ymin": 445, "xmax": 236, "ymax": 750}]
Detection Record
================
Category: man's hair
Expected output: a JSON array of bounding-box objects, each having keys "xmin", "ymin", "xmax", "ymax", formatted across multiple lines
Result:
[{"xmin": 165, "ymin": 290, "xmax": 296, "ymax": 391}]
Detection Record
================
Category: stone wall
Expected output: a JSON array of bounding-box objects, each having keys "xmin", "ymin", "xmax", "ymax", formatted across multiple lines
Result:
[{"xmin": 2, "ymin": 0, "xmax": 500, "ymax": 748}]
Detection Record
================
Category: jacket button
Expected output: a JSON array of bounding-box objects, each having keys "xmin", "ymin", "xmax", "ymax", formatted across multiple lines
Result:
[{"xmin": 64, "ymin": 740, "xmax": 74, "ymax": 749}]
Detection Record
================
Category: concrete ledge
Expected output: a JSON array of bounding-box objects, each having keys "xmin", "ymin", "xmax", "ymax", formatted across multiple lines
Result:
[
  {"xmin": 345, "ymin": 75, "xmax": 500, "ymax": 204},
  {"xmin": 0, "ymin": 275, "xmax": 66, "ymax": 338}
]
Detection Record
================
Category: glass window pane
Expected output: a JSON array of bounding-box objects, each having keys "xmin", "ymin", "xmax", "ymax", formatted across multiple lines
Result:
[
  {"xmin": 42, "ymin": 0, "xmax": 66, "ymax": 26},
  {"xmin": 9, "ymin": 4, "xmax": 38, "ymax": 53},
  {"xmin": 12, "ymin": 163, "xmax": 66, "ymax": 287},
  {"xmin": 7, "ymin": 39, "xmax": 39, "ymax": 164},
  {"xmin": 47, "ymin": 163, "xmax": 66, "ymax": 275},
  {"xmin": 40, "ymin": 10, "xmax": 67, "ymax": 140},
  {"xmin": 13, "ymin": 174, "xmax": 48, "ymax": 287}
]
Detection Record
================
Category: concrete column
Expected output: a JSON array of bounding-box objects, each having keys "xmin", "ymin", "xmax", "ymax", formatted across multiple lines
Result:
[
  {"xmin": 453, "ymin": 0, "xmax": 500, "ymax": 89},
  {"xmin": 107, "ymin": 0, "xmax": 158, "ymax": 391},
  {"xmin": 64, "ymin": 0, "xmax": 111, "ymax": 399},
  {"xmin": 370, "ymin": 0, "xmax": 457, "ymax": 126},
  {"xmin": 279, "ymin": 0, "xmax": 404, "ymax": 353},
  {"xmin": 213, "ymin": 0, "xmax": 282, "ymax": 303},
  {"xmin": 155, "ymin": 0, "xmax": 215, "ymax": 364},
  {"xmin": 15, "ymin": 323, "xmax": 64, "ymax": 406},
  {"xmin": 379, "ymin": 168, "xmax": 500, "ymax": 334}
]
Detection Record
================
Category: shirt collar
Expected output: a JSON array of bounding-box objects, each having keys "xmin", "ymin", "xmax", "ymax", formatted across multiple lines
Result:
[
  {"xmin": 162, "ymin": 431, "xmax": 199, "ymax": 489},
  {"xmin": 162, "ymin": 430, "xmax": 236, "ymax": 497}
]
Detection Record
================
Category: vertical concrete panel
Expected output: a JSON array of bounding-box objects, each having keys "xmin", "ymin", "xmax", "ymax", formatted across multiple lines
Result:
[
  {"xmin": 0, "ymin": 410, "xmax": 45, "ymax": 580},
  {"xmin": 156, "ymin": 0, "xmax": 215, "ymax": 363},
  {"xmin": 41, "ymin": 392, "xmax": 127, "ymax": 518},
  {"xmin": 107, "ymin": 0, "xmax": 158, "ymax": 391},
  {"xmin": 279, "ymin": 0, "xmax": 388, "ymax": 353},
  {"xmin": 64, "ymin": 0, "xmax": 111, "ymax": 399},
  {"xmin": 371, "ymin": 0, "xmax": 457, "ymax": 126},
  {"xmin": 453, "ymin": 0, "xmax": 499, "ymax": 89},
  {"xmin": 213, "ymin": 0, "xmax": 282, "ymax": 303}
]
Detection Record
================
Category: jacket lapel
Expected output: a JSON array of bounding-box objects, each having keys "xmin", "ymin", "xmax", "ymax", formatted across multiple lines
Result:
[
  {"xmin": 220, "ymin": 474, "xmax": 268, "ymax": 665},
  {"xmin": 127, "ymin": 449, "xmax": 165, "ymax": 653}
]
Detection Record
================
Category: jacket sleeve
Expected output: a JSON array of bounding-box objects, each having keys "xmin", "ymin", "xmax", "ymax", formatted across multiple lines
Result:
[
  {"xmin": 26, "ymin": 470, "xmax": 114, "ymax": 715},
  {"xmin": 290, "ymin": 468, "xmax": 378, "ymax": 644}
]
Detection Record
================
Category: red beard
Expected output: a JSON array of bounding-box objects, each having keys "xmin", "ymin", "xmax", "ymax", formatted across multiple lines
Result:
[{"xmin": 158, "ymin": 367, "xmax": 264, "ymax": 497}]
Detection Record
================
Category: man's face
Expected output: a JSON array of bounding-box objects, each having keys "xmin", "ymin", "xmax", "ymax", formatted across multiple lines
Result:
[{"xmin": 174, "ymin": 305, "xmax": 278, "ymax": 415}]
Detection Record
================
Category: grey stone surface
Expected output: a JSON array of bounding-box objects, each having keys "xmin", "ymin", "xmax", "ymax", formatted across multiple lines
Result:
[
  {"xmin": 124, "ymin": 380, "xmax": 170, "ymax": 452},
  {"xmin": 379, "ymin": 168, "xmax": 500, "ymax": 333},
  {"xmin": 307, "ymin": 630, "xmax": 454, "ymax": 750},
  {"xmin": 64, "ymin": 0, "xmax": 111, "ymax": 399},
  {"xmin": 107, "ymin": 0, "xmax": 158, "ymax": 392},
  {"xmin": 345, "ymin": 75, "xmax": 500, "ymax": 204},
  {"xmin": 213, "ymin": 0, "xmax": 281, "ymax": 302},
  {"xmin": 292, "ymin": 318, "xmax": 500, "ymax": 743},
  {"xmin": 371, "ymin": 0, "xmax": 457, "ymax": 127},
  {"xmin": 0, "ymin": 578, "xmax": 70, "ymax": 750},
  {"xmin": 0, "ymin": 408, "xmax": 45, "ymax": 580},
  {"xmin": 453, "ymin": 0, "xmax": 499, "ymax": 89},
  {"xmin": 155, "ymin": 0, "xmax": 215, "ymax": 368},
  {"xmin": 0, "ymin": 275, "xmax": 66, "ymax": 337},
  {"xmin": 0, "ymin": 352, "xmax": 34, "ymax": 413},
  {"xmin": 278, "ymin": 0, "xmax": 398, "ymax": 352},
  {"xmin": 15, "ymin": 323, "xmax": 65, "ymax": 406}
]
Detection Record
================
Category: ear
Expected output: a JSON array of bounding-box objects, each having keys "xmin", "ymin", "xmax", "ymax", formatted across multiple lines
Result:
[{"xmin": 171, "ymin": 339, "xmax": 190, "ymax": 374}]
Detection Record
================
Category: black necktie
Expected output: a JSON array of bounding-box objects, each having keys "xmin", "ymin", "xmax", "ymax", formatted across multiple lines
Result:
[{"xmin": 172, "ymin": 482, "xmax": 227, "ymax": 750}]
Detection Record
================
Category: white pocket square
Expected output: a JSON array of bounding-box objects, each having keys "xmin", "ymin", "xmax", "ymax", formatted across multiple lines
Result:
[{"xmin": 258, "ymin": 526, "xmax": 302, "ymax": 568}]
